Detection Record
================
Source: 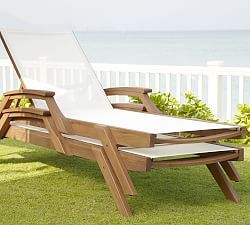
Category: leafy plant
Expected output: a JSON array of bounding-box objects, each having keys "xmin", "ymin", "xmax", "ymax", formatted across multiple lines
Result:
[
  {"xmin": 177, "ymin": 92, "xmax": 215, "ymax": 121},
  {"xmin": 130, "ymin": 91, "xmax": 215, "ymax": 120},
  {"xmin": 130, "ymin": 92, "xmax": 180, "ymax": 116},
  {"xmin": 19, "ymin": 98, "xmax": 32, "ymax": 108},
  {"xmin": 0, "ymin": 95, "xmax": 31, "ymax": 108},
  {"xmin": 230, "ymin": 104, "xmax": 250, "ymax": 144}
]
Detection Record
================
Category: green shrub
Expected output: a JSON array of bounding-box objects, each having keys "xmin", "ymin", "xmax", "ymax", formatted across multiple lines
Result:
[
  {"xmin": 0, "ymin": 95, "xmax": 31, "ymax": 108},
  {"xmin": 177, "ymin": 92, "xmax": 215, "ymax": 121},
  {"xmin": 130, "ymin": 92, "xmax": 215, "ymax": 120},
  {"xmin": 130, "ymin": 92, "xmax": 180, "ymax": 116},
  {"xmin": 19, "ymin": 98, "xmax": 32, "ymax": 108},
  {"xmin": 229, "ymin": 104, "xmax": 250, "ymax": 144}
]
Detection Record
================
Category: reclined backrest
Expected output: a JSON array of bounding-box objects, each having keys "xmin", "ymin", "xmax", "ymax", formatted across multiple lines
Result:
[
  {"xmin": 0, "ymin": 39, "xmax": 20, "ymax": 94},
  {"xmin": 1, "ymin": 30, "xmax": 113, "ymax": 118}
]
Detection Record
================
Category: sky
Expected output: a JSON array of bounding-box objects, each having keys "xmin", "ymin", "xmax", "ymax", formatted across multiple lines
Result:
[{"xmin": 0, "ymin": 0, "xmax": 250, "ymax": 31}]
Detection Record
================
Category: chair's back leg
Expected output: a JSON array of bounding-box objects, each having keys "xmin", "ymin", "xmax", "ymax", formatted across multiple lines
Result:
[
  {"xmin": 92, "ymin": 146, "xmax": 132, "ymax": 217},
  {"xmin": 207, "ymin": 162, "xmax": 239, "ymax": 203},
  {"xmin": 96, "ymin": 125, "xmax": 137, "ymax": 196},
  {"xmin": 220, "ymin": 161, "xmax": 241, "ymax": 182}
]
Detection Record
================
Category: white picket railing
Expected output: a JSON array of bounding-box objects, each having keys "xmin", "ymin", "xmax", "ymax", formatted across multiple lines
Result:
[{"xmin": 1, "ymin": 58, "xmax": 250, "ymax": 121}]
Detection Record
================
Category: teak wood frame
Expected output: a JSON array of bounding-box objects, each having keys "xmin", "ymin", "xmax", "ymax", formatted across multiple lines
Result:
[{"xmin": 0, "ymin": 32, "xmax": 246, "ymax": 216}]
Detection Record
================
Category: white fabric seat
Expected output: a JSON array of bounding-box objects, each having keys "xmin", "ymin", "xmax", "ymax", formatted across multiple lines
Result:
[
  {"xmin": 65, "ymin": 109, "xmax": 238, "ymax": 134},
  {"xmin": 10, "ymin": 121, "xmax": 237, "ymax": 159}
]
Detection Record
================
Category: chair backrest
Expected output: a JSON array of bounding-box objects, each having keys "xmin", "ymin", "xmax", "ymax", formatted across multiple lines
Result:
[
  {"xmin": 1, "ymin": 30, "xmax": 113, "ymax": 118},
  {"xmin": 0, "ymin": 38, "xmax": 20, "ymax": 94}
]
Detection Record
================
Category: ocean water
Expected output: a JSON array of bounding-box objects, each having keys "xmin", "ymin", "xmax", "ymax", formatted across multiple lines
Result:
[{"xmin": 76, "ymin": 30, "xmax": 250, "ymax": 67}]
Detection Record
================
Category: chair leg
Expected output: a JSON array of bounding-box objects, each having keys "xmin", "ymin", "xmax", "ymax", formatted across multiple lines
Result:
[
  {"xmin": 0, "ymin": 96, "xmax": 12, "ymax": 119},
  {"xmin": 207, "ymin": 163, "xmax": 239, "ymax": 203},
  {"xmin": 93, "ymin": 146, "xmax": 132, "ymax": 217},
  {"xmin": 96, "ymin": 125, "xmax": 137, "ymax": 196},
  {"xmin": 220, "ymin": 161, "xmax": 241, "ymax": 182},
  {"xmin": 43, "ymin": 117, "xmax": 70, "ymax": 155},
  {"xmin": 0, "ymin": 113, "xmax": 11, "ymax": 139}
]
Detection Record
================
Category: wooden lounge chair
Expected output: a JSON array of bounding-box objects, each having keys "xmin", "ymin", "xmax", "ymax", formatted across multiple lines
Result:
[{"xmin": 0, "ymin": 30, "xmax": 246, "ymax": 216}]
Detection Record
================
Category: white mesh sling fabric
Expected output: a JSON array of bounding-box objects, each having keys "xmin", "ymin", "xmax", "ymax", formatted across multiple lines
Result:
[{"xmin": 1, "ymin": 30, "xmax": 238, "ymax": 135}]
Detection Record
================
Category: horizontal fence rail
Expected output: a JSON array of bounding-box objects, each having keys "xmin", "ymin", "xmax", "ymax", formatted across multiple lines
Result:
[{"xmin": 1, "ymin": 58, "xmax": 250, "ymax": 121}]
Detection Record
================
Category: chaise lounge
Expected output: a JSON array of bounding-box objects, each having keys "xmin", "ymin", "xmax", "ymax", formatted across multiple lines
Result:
[{"xmin": 0, "ymin": 30, "xmax": 246, "ymax": 216}]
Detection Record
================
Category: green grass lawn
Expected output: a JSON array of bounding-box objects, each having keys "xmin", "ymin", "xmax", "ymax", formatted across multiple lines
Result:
[{"xmin": 0, "ymin": 139, "xmax": 249, "ymax": 225}]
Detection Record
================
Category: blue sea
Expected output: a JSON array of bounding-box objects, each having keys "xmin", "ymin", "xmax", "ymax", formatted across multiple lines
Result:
[{"xmin": 76, "ymin": 30, "xmax": 250, "ymax": 67}]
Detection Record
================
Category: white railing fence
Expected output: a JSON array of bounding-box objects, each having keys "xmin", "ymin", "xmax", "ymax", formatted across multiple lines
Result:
[{"xmin": 1, "ymin": 58, "xmax": 250, "ymax": 121}]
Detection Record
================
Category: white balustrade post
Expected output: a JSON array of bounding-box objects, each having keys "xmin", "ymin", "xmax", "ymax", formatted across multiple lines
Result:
[
  {"xmin": 39, "ymin": 57, "xmax": 47, "ymax": 82},
  {"xmin": 207, "ymin": 61, "xmax": 224, "ymax": 119}
]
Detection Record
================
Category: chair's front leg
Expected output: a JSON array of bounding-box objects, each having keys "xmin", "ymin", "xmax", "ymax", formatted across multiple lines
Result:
[
  {"xmin": 96, "ymin": 125, "xmax": 137, "ymax": 196},
  {"xmin": 92, "ymin": 146, "xmax": 132, "ymax": 217},
  {"xmin": 0, "ymin": 113, "xmax": 11, "ymax": 139},
  {"xmin": 0, "ymin": 96, "xmax": 12, "ymax": 119}
]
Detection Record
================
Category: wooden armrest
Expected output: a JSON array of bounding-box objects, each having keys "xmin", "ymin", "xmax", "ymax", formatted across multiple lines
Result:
[
  {"xmin": 3, "ymin": 107, "xmax": 51, "ymax": 116},
  {"xmin": 104, "ymin": 87, "xmax": 152, "ymax": 96},
  {"xmin": 4, "ymin": 89, "xmax": 55, "ymax": 97}
]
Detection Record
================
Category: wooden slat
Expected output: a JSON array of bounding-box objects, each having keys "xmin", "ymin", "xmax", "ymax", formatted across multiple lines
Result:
[
  {"xmin": 104, "ymin": 87, "xmax": 152, "ymax": 95},
  {"xmin": 3, "ymin": 107, "xmax": 51, "ymax": 116},
  {"xmin": 69, "ymin": 118, "xmax": 155, "ymax": 148},
  {"xmin": 4, "ymin": 89, "xmax": 55, "ymax": 97}
]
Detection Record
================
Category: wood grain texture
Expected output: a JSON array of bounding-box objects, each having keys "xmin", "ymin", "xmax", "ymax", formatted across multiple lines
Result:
[
  {"xmin": 5, "ymin": 125, "xmax": 150, "ymax": 171},
  {"xmin": 220, "ymin": 161, "xmax": 241, "ymax": 182},
  {"xmin": 4, "ymin": 89, "xmax": 55, "ymax": 97},
  {"xmin": 93, "ymin": 146, "xmax": 132, "ymax": 217},
  {"xmin": 3, "ymin": 107, "xmax": 51, "ymax": 116},
  {"xmin": 111, "ymin": 103, "xmax": 146, "ymax": 112},
  {"xmin": 43, "ymin": 117, "xmax": 70, "ymax": 155},
  {"xmin": 207, "ymin": 163, "xmax": 239, "ymax": 203},
  {"xmin": 0, "ymin": 96, "xmax": 12, "ymax": 119},
  {"xmin": 104, "ymin": 87, "xmax": 152, "ymax": 95},
  {"xmin": 152, "ymin": 152, "xmax": 239, "ymax": 168},
  {"xmin": 69, "ymin": 118, "xmax": 155, "ymax": 148},
  {"xmin": 0, "ymin": 113, "xmax": 12, "ymax": 138},
  {"xmin": 96, "ymin": 125, "xmax": 137, "ymax": 195}
]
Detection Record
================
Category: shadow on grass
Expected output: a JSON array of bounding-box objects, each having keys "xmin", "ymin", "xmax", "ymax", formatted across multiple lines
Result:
[{"xmin": 0, "ymin": 138, "xmax": 250, "ymax": 216}]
